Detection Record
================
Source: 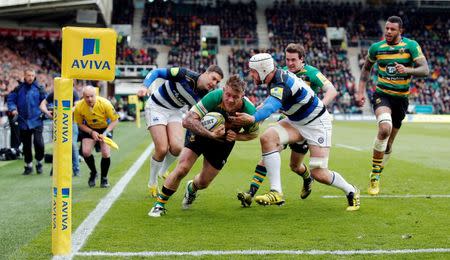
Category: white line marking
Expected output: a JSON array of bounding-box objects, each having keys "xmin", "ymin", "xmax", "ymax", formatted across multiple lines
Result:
[
  {"xmin": 323, "ymin": 194, "xmax": 450, "ymax": 199},
  {"xmin": 335, "ymin": 143, "xmax": 364, "ymax": 151},
  {"xmin": 76, "ymin": 248, "xmax": 450, "ymax": 257},
  {"xmin": 53, "ymin": 144, "xmax": 154, "ymax": 260}
]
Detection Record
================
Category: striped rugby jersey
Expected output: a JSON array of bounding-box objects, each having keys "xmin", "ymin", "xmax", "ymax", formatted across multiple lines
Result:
[
  {"xmin": 368, "ymin": 37, "xmax": 425, "ymax": 98},
  {"xmin": 268, "ymin": 69, "xmax": 325, "ymax": 124},
  {"xmin": 147, "ymin": 67, "xmax": 209, "ymax": 109},
  {"xmin": 283, "ymin": 64, "xmax": 331, "ymax": 93}
]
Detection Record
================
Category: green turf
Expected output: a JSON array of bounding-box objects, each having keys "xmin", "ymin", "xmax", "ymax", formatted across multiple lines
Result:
[
  {"xmin": 1, "ymin": 121, "xmax": 449, "ymax": 259},
  {"xmin": 0, "ymin": 122, "xmax": 151, "ymax": 259}
]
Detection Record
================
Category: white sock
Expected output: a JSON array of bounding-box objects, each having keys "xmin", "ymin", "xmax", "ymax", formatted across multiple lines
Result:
[
  {"xmin": 262, "ymin": 151, "xmax": 282, "ymax": 193},
  {"xmin": 158, "ymin": 152, "xmax": 177, "ymax": 177},
  {"xmin": 329, "ymin": 171, "xmax": 355, "ymax": 195},
  {"xmin": 149, "ymin": 157, "xmax": 163, "ymax": 187},
  {"xmin": 382, "ymin": 152, "xmax": 391, "ymax": 168},
  {"xmin": 25, "ymin": 162, "xmax": 32, "ymax": 168},
  {"xmin": 36, "ymin": 160, "xmax": 43, "ymax": 165}
]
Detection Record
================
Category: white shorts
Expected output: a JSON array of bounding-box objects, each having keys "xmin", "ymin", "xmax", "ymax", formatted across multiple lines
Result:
[
  {"xmin": 287, "ymin": 110, "xmax": 332, "ymax": 147},
  {"xmin": 145, "ymin": 98, "xmax": 183, "ymax": 127}
]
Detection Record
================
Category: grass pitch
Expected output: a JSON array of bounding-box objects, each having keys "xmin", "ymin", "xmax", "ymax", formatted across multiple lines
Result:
[{"xmin": 1, "ymin": 121, "xmax": 449, "ymax": 259}]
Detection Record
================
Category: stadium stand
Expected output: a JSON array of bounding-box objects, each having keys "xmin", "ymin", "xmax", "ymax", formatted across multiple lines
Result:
[
  {"xmin": 142, "ymin": 0, "xmax": 257, "ymax": 71},
  {"xmin": 0, "ymin": 36, "xmax": 60, "ymax": 93},
  {"xmin": 116, "ymin": 41, "xmax": 158, "ymax": 66},
  {"xmin": 265, "ymin": 1, "xmax": 360, "ymax": 113}
]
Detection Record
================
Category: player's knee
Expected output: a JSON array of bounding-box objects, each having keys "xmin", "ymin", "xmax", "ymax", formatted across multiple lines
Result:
[
  {"xmin": 82, "ymin": 148, "xmax": 91, "ymax": 158},
  {"xmin": 309, "ymin": 157, "xmax": 328, "ymax": 173},
  {"xmin": 154, "ymin": 145, "xmax": 169, "ymax": 159},
  {"xmin": 378, "ymin": 125, "xmax": 391, "ymax": 139},
  {"xmin": 309, "ymin": 158, "xmax": 330, "ymax": 184},
  {"xmin": 260, "ymin": 127, "xmax": 285, "ymax": 147},
  {"xmin": 377, "ymin": 113, "xmax": 392, "ymax": 139},
  {"xmin": 169, "ymin": 146, "xmax": 182, "ymax": 157},
  {"xmin": 259, "ymin": 131, "xmax": 273, "ymax": 145}
]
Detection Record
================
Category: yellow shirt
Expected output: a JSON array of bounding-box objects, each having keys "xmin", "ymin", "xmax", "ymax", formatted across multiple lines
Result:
[{"xmin": 74, "ymin": 96, "xmax": 119, "ymax": 129}]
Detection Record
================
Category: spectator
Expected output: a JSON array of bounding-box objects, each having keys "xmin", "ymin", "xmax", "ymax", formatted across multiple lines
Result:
[{"xmin": 7, "ymin": 69, "xmax": 46, "ymax": 175}]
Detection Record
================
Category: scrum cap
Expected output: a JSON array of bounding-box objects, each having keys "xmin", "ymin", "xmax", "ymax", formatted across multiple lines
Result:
[{"xmin": 249, "ymin": 53, "xmax": 275, "ymax": 82}]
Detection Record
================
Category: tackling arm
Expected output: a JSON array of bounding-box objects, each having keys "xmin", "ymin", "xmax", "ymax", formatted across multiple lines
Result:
[
  {"xmin": 253, "ymin": 96, "xmax": 282, "ymax": 122},
  {"xmin": 138, "ymin": 68, "xmax": 169, "ymax": 96},
  {"xmin": 143, "ymin": 68, "xmax": 169, "ymax": 88},
  {"xmin": 229, "ymin": 96, "xmax": 282, "ymax": 125}
]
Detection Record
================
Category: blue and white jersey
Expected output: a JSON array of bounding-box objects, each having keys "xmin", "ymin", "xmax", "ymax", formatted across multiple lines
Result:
[
  {"xmin": 254, "ymin": 69, "xmax": 326, "ymax": 125},
  {"xmin": 144, "ymin": 67, "xmax": 208, "ymax": 110}
]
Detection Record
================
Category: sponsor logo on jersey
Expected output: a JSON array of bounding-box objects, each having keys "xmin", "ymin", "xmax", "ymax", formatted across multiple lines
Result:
[
  {"xmin": 270, "ymin": 87, "xmax": 284, "ymax": 100},
  {"xmin": 386, "ymin": 63, "xmax": 397, "ymax": 75}
]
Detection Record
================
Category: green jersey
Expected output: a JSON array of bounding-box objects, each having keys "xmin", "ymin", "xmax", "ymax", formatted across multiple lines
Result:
[
  {"xmin": 191, "ymin": 88, "xmax": 259, "ymax": 134},
  {"xmin": 368, "ymin": 37, "xmax": 425, "ymax": 98},
  {"xmin": 283, "ymin": 65, "xmax": 331, "ymax": 93}
]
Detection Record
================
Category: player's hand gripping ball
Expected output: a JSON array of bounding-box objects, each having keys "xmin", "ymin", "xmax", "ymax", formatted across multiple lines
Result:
[{"xmin": 201, "ymin": 112, "xmax": 225, "ymax": 131}]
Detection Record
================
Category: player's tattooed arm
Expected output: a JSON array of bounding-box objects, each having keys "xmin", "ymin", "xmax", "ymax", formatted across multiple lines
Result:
[
  {"xmin": 410, "ymin": 57, "xmax": 430, "ymax": 77},
  {"xmin": 360, "ymin": 58, "xmax": 374, "ymax": 82},
  {"xmin": 183, "ymin": 111, "xmax": 224, "ymax": 140},
  {"xmin": 355, "ymin": 58, "xmax": 374, "ymax": 107}
]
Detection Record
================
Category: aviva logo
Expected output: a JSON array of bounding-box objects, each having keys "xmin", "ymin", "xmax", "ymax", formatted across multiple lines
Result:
[
  {"xmin": 62, "ymin": 26, "xmax": 116, "ymax": 80},
  {"xmin": 83, "ymin": 38, "xmax": 100, "ymax": 56},
  {"xmin": 71, "ymin": 38, "xmax": 111, "ymax": 71},
  {"xmin": 62, "ymin": 188, "xmax": 70, "ymax": 198},
  {"xmin": 54, "ymin": 100, "xmax": 71, "ymax": 110}
]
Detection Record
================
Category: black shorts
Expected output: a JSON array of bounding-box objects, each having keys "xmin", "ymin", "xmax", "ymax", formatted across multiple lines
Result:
[
  {"xmin": 184, "ymin": 131, "xmax": 235, "ymax": 170},
  {"xmin": 371, "ymin": 91, "xmax": 409, "ymax": 129},
  {"xmin": 79, "ymin": 128, "xmax": 111, "ymax": 140},
  {"xmin": 289, "ymin": 140, "xmax": 309, "ymax": 154}
]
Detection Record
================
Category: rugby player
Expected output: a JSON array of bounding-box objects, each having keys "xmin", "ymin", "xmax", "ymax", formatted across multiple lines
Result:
[
  {"xmin": 149, "ymin": 75, "xmax": 259, "ymax": 217},
  {"xmin": 138, "ymin": 66, "xmax": 223, "ymax": 197},
  {"xmin": 231, "ymin": 53, "xmax": 360, "ymax": 211},
  {"xmin": 238, "ymin": 43, "xmax": 338, "ymax": 206},
  {"xmin": 355, "ymin": 16, "xmax": 429, "ymax": 195}
]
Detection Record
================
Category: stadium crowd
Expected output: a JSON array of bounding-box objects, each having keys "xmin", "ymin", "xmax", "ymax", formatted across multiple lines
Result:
[
  {"xmin": 142, "ymin": 0, "xmax": 257, "ymax": 71},
  {"xmin": 116, "ymin": 42, "xmax": 158, "ymax": 66},
  {"xmin": 265, "ymin": 1, "xmax": 360, "ymax": 113}
]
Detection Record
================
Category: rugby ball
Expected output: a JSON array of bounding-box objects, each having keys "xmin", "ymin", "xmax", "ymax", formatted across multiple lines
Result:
[{"xmin": 201, "ymin": 112, "xmax": 225, "ymax": 131}]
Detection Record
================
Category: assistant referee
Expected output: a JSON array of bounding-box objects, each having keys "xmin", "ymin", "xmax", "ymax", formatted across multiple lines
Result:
[{"xmin": 74, "ymin": 86, "xmax": 119, "ymax": 188}]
